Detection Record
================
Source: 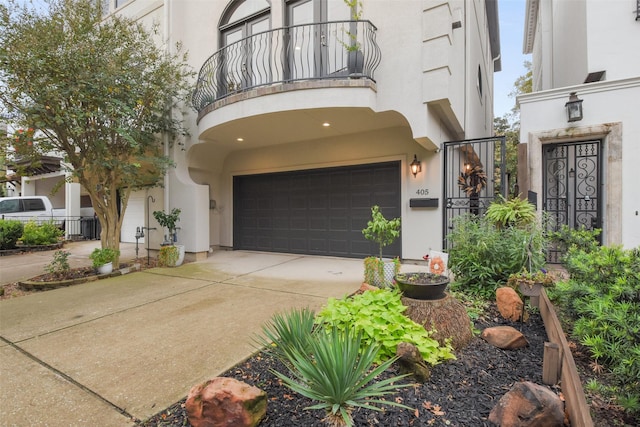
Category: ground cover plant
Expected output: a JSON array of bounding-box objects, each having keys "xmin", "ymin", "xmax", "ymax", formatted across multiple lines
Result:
[{"xmin": 315, "ymin": 289, "xmax": 455, "ymax": 364}]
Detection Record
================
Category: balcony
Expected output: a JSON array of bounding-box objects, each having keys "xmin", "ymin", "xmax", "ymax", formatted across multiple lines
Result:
[{"xmin": 192, "ymin": 20, "xmax": 381, "ymax": 116}]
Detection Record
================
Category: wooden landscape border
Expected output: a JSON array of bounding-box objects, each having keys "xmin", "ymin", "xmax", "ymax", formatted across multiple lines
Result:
[{"xmin": 539, "ymin": 289, "xmax": 594, "ymax": 427}]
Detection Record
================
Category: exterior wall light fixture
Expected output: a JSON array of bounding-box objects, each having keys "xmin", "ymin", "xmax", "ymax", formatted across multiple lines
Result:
[
  {"xmin": 565, "ymin": 92, "xmax": 583, "ymax": 122},
  {"xmin": 410, "ymin": 154, "xmax": 422, "ymax": 178}
]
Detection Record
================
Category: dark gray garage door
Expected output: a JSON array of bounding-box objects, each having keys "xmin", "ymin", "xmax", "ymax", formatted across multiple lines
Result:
[{"xmin": 233, "ymin": 161, "xmax": 401, "ymax": 258}]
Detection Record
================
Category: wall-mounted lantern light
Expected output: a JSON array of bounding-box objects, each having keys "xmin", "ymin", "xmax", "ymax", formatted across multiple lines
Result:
[
  {"xmin": 410, "ymin": 154, "xmax": 422, "ymax": 178},
  {"xmin": 565, "ymin": 92, "xmax": 583, "ymax": 122}
]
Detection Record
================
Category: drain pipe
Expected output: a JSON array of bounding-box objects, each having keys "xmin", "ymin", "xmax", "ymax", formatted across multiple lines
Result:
[{"xmin": 163, "ymin": 0, "xmax": 171, "ymax": 216}]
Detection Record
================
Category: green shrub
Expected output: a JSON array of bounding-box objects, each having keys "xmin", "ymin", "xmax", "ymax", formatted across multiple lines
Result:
[
  {"xmin": 315, "ymin": 289, "xmax": 455, "ymax": 365},
  {"xmin": 20, "ymin": 220, "xmax": 63, "ymax": 245},
  {"xmin": 45, "ymin": 250, "xmax": 71, "ymax": 278},
  {"xmin": 549, "ymin": 245, "xmax": 640, "ymax": 414},
  {"xmin": 549, "ymin": 224, "xmax": 601, "ymax": 259},
  {"xmin": 271, "ymin": 326, "xmax": 412, "ymax": 427},
  {"xmin": 0, "ymin": 219, "xmax": 24, "ymax": 249},
  {"xmin": 447, "ymin": 214, "xmax": 547, "ymax": 299}
]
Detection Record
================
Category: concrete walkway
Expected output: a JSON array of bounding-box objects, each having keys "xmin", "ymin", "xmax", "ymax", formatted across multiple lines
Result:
[{"xmin": 0, "ymin": 249, "xmax": 366, "ymax": 426}]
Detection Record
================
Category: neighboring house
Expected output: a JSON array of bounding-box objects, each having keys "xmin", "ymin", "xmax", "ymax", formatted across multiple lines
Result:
[
  {"xmin": 517, "ymin": 0, "xmax": 640, "ymax": 260},
  {"xmin": 105, "ymin": 0, "xmax": 502, "ymax": 260}
]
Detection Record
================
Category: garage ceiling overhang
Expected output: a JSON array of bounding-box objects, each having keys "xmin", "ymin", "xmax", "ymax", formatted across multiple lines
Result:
[{"xmin": 198, "ymin": 107, "xmax": 412, "ymax": 152}]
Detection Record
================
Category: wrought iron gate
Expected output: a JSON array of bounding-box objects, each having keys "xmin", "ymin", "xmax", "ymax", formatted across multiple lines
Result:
[
  {"xmin": 543, "ymin": 140, "xmax": 602, "ymax": 263},
  {"xmin": 443, "ymin": 136, "xmax": 507, "ymax": 248}
]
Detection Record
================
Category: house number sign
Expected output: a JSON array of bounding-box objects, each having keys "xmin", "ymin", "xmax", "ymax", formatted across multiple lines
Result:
[{"xmin": 415, "ymin": 189, "xmax": 430, "ymax": 196}]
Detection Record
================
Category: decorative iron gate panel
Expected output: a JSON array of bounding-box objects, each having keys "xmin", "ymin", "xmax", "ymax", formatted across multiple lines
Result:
[
  {"xmin": 543, "ymin": 140, "xmax": 602, "ymax": 263},
  {"xmin": 443, "ymin": 137, "xmax": 507, "ymax": 248}
]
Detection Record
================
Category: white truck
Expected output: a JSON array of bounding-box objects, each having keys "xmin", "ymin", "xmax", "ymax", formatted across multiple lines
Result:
[
  {"xmin": 0, "ymin": 196, "xmax": 96, "ymax": 237},
  {"xmin": 0, "ymin": 196, "xmax": 66, "ymax": 220}
]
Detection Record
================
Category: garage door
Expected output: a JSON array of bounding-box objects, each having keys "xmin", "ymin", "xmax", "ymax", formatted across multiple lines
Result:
[{"xmin": 233, "ymin": 162, "xmax": 401, "ymax": 258}]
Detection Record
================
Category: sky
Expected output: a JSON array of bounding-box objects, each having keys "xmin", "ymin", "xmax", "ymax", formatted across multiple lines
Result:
[{"xmin": 494, "ymin": 0, "xmax": 531, "ymax": 119}]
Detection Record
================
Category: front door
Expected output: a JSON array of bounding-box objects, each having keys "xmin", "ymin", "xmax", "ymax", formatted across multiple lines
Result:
[{"xmin": 543, "ymin": 140, "xmax": 602, "ymax": 262}]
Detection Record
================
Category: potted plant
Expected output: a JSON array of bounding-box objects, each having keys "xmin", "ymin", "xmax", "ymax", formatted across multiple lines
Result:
[
  {"xmin": 89, "ymin": 247, "xmax": 120, "ymax": 275},
  {"xmin": 158, "ymin": 245, "xmax": 180, "ymax": 267},
  {"xmin": 362, "ymin": 205, "xmax": 401, "ymax": 287},
  {"xmin": 153, "ymin": 208, "xmax": 181, "ymax": 244},
  {"xmin": 507, "ymin": 268, "xmax": 556, "ymax": 297},
  {"xmin": 153, "ymin": 208, "xmax": 185, "ymax": 266}
]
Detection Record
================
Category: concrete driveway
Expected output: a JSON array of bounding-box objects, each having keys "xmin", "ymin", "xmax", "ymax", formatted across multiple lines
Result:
[{"xmin": 0, "ymin": 249, "xmax": 365, "ymax": 426}]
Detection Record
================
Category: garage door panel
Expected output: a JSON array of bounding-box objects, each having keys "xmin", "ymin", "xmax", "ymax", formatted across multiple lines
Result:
[{"xmin": 234, "ymin": 162, "xmax": 400, "ymax": 258}]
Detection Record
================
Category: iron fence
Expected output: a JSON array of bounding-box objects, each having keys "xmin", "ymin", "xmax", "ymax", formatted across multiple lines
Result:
[{"xmin": 192, "ymin": 20, "xmax": 381, "ymax": 112}]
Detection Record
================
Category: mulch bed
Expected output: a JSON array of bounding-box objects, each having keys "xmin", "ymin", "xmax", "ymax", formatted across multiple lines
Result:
[{"xmin": 137, "ymin": 306, "xmax": 552, "ymax": 426}]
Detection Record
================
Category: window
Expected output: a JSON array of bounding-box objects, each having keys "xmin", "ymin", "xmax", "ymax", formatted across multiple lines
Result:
[
  {"xmin": 24, "ymin": 198, "xmax": 46, "ymax": 211},
  {"xmin": 0, "ymin": 199, "xmax": 20, "ymax": 214},
  {"xmin": 219, "ymin": 0, "xmax": 271, "ymax": 90}
]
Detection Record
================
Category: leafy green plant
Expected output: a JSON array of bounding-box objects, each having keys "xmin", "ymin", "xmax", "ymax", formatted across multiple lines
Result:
[
  {"xmin": 255, "ymin": 307, "xmax": 317, "ymax": 369},
  {"xmin": 0, "ymin": 219, "xmax": 24, "ymax": 249},
  {"xmin": 362, "ymin": 205, "xmax": 401, "ymax": 261},
  {"xmin": 153, "ymin": 208, "xmax": 181, "ymax": 243},
  {"xmin": 485, "ymin": 195, "xmax": 536, "ymax": 228},
  {"xmin": 548, "ymin": 245, "xmax": 639, "ymax": 415},
  {"xmin": 157, "ymin": 245, "xmax": 179, "ymax": 267},
  {"xmin": 447, "ymin": 214, "xmax": 547, "ymax": 299},
  {"xmin": 316, "ymin": 289, "xmax": 455, "ymax": 364},
  {"xmin": 549, "ymin": 224, "xmax": 601, "ymax": 256},
  {"xmin": 271, "ymin": 326, "xmax": 412, "ymax": 427},
  {"xmin": 362, "ymin": 206, "xmax": 401, "ymax": 287},
  {"xmin": 20, "ymin": 220, "xmax": 63, "ymax": 245},
  {"xmin": 45, "ymin": 250, "xmax": 70, "ymax": 278},
  {"xmin": 507, "ymin": 268, "xmax": 555, "ymax": 293},
  {"xmin": 89, "ymin": 247, "xmax": 119, "ymax": 268}
]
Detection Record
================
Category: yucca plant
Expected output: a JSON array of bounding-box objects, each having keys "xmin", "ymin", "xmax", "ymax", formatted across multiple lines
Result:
[
  {"xmin": 271, "ymin": 326, "xmax": 412, "ymax": 427},
  {"xmin": 255, "ymin": 307, "xmax": 317, "ymax": 369}
]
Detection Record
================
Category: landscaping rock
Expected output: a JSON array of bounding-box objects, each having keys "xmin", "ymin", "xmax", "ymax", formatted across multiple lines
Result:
[
  {"xmin": 488, "ymin": 381, "xmax": 565, "ymax": 426},
  {"xmin": 481, "ymin": 326, "xmax": 529, "ymax": 350},
  {"xmin": 359, "ymin": 282, "xmax": 379, "ymax": 293},
  {"xmin": 185, "ymin": 377, "xmax": 267, "ymax": 427},
  {"xmin": 496, "ymin": 287, "xmax": 523, "ymax": 321},
  {"xmin": 396, "ymin": 342, "xmax": 431, "ymax": 382}
]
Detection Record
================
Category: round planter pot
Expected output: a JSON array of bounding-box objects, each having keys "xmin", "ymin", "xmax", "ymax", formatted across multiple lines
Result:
[
  {"xmin": 97, "ymin": 262, "xmax": 113, "ymax": 275},
  {"xmin": 175, "ymin": 245, "xmax": 185, "ymax": 266},
  {"xmin": 394, "ymin": 272, "xmax": 449, "ymax": 300}
]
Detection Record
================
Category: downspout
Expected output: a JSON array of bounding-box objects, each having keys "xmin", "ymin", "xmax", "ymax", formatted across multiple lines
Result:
[{"xmin": 163, "ymin": 0, "xmax": 171, "ymax": 215}]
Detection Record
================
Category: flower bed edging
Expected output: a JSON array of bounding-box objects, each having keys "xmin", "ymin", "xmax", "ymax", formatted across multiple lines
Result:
[{"xmin": 540, "ymin": 289, "xmax": 594, "ymax": 427}]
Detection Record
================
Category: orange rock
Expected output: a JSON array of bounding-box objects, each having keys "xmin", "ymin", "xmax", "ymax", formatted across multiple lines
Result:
[
  {"xmin": 496, "ymin": 287, "xmax": 523, "ymax": 321},
  {"xmin": 186, "ymin": 377, "xmax": 267, "ymax": 427},
  {"xmin": 489, "ymin": 381, "xmax": 565, "ymax": 426},
  {"xmin": 481, "ymin": 326, "xmax": 529, "ymax": 350}
]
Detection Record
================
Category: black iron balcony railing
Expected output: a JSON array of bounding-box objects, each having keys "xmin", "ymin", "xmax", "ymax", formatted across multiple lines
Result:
[{"xmin": 192, "ymin": 20, "xmax": 381, "ymax": 113}]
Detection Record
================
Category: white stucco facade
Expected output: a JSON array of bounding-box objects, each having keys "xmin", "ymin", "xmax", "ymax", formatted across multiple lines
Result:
[
  {"xmin": 109, "ymin": 0, "xmax": 501, "ymax": 261},
  {"xmin": 520, "ymin": 0, "xmax": 640, "ymax": 249}
]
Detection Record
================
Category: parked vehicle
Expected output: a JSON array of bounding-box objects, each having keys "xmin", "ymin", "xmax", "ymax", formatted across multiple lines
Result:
[{"xmin": 0, "ymin": 196, "xmax": 65, "ymax": 220}]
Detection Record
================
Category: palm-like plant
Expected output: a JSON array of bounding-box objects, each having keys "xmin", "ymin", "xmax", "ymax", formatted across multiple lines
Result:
[
  {"xmin": 255, "ymin": 307, "xmax": 317, "ymax": 369},
  {"xmin": 271, "ymin": 327, "xmax": 412, "ymax": 427}
]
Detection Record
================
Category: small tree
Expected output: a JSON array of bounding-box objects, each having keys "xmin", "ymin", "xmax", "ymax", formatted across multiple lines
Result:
[{"xmin": 0, "ymin": 0, "xmax": 193, "ymax": 266}]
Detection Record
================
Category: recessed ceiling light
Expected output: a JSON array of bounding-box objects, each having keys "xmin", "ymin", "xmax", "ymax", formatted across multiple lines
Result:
[
  {"xmin": 322, "ymin": 122, "xmax": 330, "ymax": 127},
  {"xmin": 236, "ymin": 137, "xmax": 244, "ymax": 142}
]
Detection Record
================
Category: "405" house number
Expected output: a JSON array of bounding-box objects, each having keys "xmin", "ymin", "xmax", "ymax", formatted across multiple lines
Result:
[{"xmin": 415, "ymin": 189, "xmax": 429, "ymax": 196}]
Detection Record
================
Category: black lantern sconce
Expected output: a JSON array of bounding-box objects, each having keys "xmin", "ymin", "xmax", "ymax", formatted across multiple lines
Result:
[
  {"xmin": 410, "ymin": 155, "xmax": 422, "ymax": 178},
  {"xmin": 565, "ymin": 92, "xmax": 583, "ymax": 122}
]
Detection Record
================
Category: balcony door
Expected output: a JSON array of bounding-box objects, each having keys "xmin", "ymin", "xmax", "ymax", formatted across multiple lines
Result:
[
  {"xmin": 286, "ymin": 0, "xmax": 351, "ymax": 80},
  {"xmin": 220, "ymin": 0, "xmax": 271, "ymax": 92}
]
